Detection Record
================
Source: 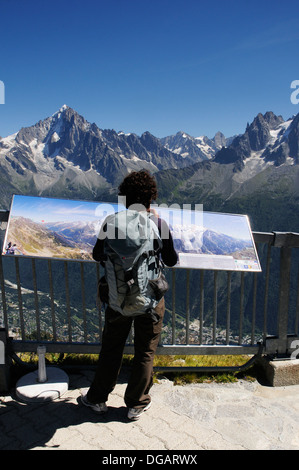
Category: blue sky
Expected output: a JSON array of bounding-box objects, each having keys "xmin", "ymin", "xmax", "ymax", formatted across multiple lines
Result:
[
  {"xmin": 1, "ymin": 0, "xmax": 299, "ymax": 140},
  {"xmin": 10, "ymin": 195, "xmax": 102, "ymax": 223},
  {"xmin": 10, "ymin": 195, "xmax": 124, "ymax": 223}
]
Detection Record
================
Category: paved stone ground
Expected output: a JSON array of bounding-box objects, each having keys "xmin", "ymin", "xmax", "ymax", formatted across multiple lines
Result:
[{"xmin": 1, "ymin": 367, "xmax": 299, "ymax": 451}]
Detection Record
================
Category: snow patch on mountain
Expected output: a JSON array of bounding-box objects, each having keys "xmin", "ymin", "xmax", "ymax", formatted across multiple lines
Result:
[{"xmin": 233, "ymin": 150, "xmax": 273, "ymax": 184}]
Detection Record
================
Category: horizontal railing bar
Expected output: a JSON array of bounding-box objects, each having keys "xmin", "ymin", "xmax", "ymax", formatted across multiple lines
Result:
[
  {"xmin": 252, "ymin": 231, "xmax": 299, "ymax": 247},
  {"xmin": 12, "ymin": 341, "xmax": 102, "ymax": 354},
  {"xmin": 252, "ymin": 232, "xmax": 274, "ymax": 244},
  {"xmin": 272, "ymin": 232, "xmax": 299, "ymax": 248},
  {"xmin": 155, "ymin": 345, "xmax": 261, "ymax": 355},
  {"xmin": 11, "ymin": 340, "xmax": 261, "ymax": 356}
]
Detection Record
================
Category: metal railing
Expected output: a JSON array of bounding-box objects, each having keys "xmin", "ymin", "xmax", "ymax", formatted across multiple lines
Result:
[{"xmin": 1, "ymin": 208, "xmax": 299, "ymax": 364}]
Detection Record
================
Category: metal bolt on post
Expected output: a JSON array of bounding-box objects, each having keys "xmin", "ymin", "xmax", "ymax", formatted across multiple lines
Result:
[{"xmin": 37, "ymin": 345, "xmax": 47, "ymax": 383}]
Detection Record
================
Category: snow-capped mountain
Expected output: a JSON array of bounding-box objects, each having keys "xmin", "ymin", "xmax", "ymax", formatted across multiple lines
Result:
[
  {"xmin": 169, "ymin": 221, "xmax": 252, "ymax": 256},
  {"xmin": 44, "ymin": 219, "xmax": 101, "ymax": 248},
  {"xmin": 0, "ymin": 105, "xmax": 211, "ymax": 206},
  {"xmin": 1, "ymin": 105, "xmax": 299, "ymax": 234},
  {"xmin": 160, "ymin": 111, "xmax": 299, "ymax": 172},
  {"xmin": 160, "ymin": 131, "xmax": 234, "ymax": 161}
]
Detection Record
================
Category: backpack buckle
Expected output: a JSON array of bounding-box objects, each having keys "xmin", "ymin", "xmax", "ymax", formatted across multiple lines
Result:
[
  {"xmin": 126, "ymin": 278, "xmax": 135, "ymax": 287},
  {"xmin": 124, "ymin": 269, "xmax": 135, "ymax": 287}
]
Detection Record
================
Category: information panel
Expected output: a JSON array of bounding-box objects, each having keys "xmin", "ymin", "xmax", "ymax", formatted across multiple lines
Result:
[{"xmin": 2, "ymin": 195, "xmax": 261, "ymax": 272}]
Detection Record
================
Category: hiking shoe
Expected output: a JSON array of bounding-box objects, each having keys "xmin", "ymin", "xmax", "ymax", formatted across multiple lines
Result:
[
  {"xmin": 127, "ymin": 401, "xmax": 151, "ymax": 420},
  {"xmin": 81, "ymin": 393, "xmax": 108, "ymax": 414}
]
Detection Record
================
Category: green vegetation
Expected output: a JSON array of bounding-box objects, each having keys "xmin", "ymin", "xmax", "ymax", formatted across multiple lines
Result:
[
  {"xmin": 152, "ymin": 354, "xmax": 258, "ymax": 384},
  {"xmin": 13, "ymin": 352, "xmax": 258, "ymax": 385}
]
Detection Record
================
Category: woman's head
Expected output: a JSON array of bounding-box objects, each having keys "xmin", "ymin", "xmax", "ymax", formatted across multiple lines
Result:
[{"xmin": 118, "ymin": 170, "xmax": 158, "ymax": 210}]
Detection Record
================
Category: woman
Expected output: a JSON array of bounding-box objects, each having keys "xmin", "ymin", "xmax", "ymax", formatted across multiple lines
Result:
[{"xmin": 82, "ymin": 170, "xmax": 177, "ymax": 420}]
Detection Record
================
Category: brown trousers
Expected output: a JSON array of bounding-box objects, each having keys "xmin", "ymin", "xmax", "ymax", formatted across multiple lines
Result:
[{"xmin": 87, "ymin": 298, "xmax": 165, "ymax": 409}]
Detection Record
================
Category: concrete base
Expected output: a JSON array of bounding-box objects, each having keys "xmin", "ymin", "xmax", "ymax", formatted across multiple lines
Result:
[
  {"xmin": 258, "ymin": 356, "xmax": 299, "ymax": 387},
  {"xmin": 16, "ymin": 366, "xmax": 69, "ymax": 403}
]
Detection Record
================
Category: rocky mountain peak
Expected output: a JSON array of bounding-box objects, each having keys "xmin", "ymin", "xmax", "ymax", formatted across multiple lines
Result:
[
  {"xmin": 287, "ymin": 113, "xmax": 299, "ymax": 162},
  {"xmin": 214, "ymin": 111, "xmax": 298, "ymax": 168},
  {"xmin": 263, "ymin": 111, "xmax": 284, "ymax": 129},
  {"xmin": 247, "ymin": 113, "xmax": 272, "ymax": 151},
  {"xmin": 213, "ymin": 131, "xmax": 227, "ymax": 149}
]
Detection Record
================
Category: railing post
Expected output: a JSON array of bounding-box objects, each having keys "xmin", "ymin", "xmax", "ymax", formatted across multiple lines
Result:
[{"xmin": 273, "ymin": 233, "xmax": 294, "ymax": 356}]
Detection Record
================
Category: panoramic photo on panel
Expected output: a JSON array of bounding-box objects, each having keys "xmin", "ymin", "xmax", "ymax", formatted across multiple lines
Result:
[{"xmin": 3, "ymin": 195, "xmax": 261, "ymax": 271}]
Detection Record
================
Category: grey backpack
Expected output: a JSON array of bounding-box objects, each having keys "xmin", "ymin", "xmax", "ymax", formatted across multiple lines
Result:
[{"xmin": 101, "ymin": 209, "xmax": 168, "ymax": 316}]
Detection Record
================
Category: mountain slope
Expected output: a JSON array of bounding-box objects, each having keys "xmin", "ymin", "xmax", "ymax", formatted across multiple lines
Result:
[{"xmin": 6, "ymin": 216, "xmax": 96, "ymax": 260}]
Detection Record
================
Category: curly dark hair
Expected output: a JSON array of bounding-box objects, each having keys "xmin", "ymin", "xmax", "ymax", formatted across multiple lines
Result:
[{"xmin": 118, "ymin": 170, "xmax": 158, "ymax": 209}]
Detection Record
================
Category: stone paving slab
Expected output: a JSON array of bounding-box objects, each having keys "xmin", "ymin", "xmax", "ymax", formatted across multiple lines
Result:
[{"xmin": 1, "ymin": 367, "xmax": 299, "ymax": 451}]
